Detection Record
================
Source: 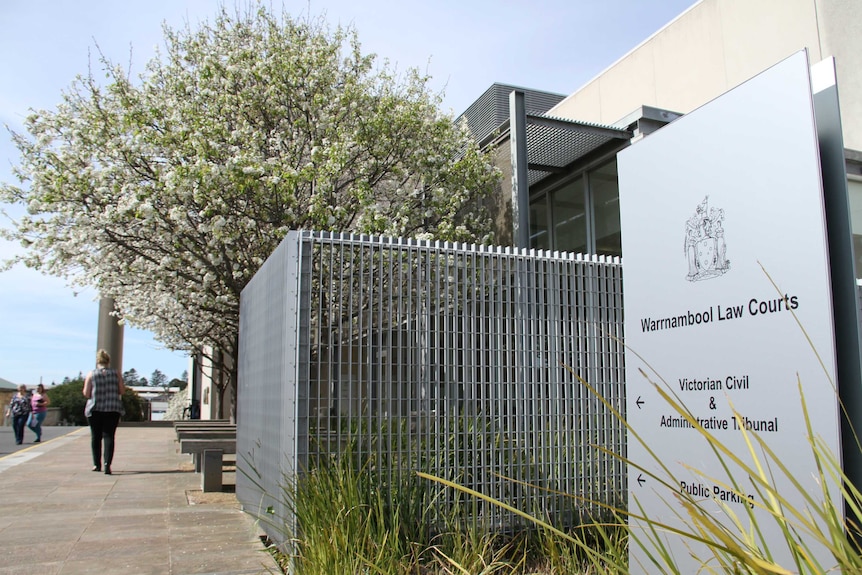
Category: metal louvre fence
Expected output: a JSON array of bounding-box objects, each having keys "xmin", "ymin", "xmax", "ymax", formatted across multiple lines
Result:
[{"xmin": 237, "ymin": 230, "xmax": 625, "ymax": 543}]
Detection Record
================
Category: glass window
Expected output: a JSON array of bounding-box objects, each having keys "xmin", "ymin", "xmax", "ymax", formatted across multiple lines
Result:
[
  {"xmin": 551, "ymin": 176, "xmax": 587, "ymax": 254},
  {"xmin": 530, "ymin": 195, "xmax": 549, "ymax": 250},
  {"xmin": 590, "ymin": 159, "xmax": 622, "ymax": 257},
  {"xmin": 529, "ymin": 156, "xmax": 622, "ymax": 255}
]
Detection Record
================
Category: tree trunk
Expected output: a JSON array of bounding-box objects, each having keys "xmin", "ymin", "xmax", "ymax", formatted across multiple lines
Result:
[
  {"xmin": 212, "ymin": 346, "xmax": 237, "ymax": 423},
  {"xmin": 210, "ymin": 348, "xmax": 225, "ymax": 420},
  {"xmin": 229, "ymin": 334, "xmax": 239, "ymax": 424}
]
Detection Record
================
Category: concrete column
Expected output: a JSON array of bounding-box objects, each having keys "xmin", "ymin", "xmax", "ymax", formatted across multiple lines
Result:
[
  {"xmin": 201, "ymin": 449, "xmax": 224, "ymax": 492},
  {"xmin": 97, "ymin": 297, "xmax": 124, "ymax": 373}
]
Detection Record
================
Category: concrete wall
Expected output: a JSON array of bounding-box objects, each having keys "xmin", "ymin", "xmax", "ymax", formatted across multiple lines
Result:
[
  {"xmin": 0, "ymin": 390, "xmax": 12, "ymax": 426},
  {"xmin": 196, "ymin": 351, "xmax": 219, "ymax": 420},
  {"xmin": 816, "ymin": 0, "xmax": 862, "ymax": 151},
  {"xmin": 2, "ymin": 403, "xmax": 63, "ymax": 427},
  {"xmin": 194, "ymin": 348, "xmax": 235, "ymax": 420},
  {"xmin": 551, "ymin": 0, "xmax": 862, "ymax": 151}
]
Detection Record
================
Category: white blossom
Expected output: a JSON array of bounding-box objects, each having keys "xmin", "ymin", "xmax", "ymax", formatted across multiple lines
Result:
[{"xmin": 0, "ymin": 5, "xmax": 500, "ymax": 411}]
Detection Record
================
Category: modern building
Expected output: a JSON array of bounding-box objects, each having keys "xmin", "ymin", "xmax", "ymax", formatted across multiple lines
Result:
[
  {"xmin": 0, "ymin": 377, "xmax": 18, "ymax": 426},
  {"xmin": 462, "ymin": 0, "xmax": 862, "ymax": 271},
  {"xmin": 127, "ymin": 385, "xmax": 183, "ymax": 421},
  {"xmin": 188, "ymin": 350, "xmax": 231, "ymax": 420}
]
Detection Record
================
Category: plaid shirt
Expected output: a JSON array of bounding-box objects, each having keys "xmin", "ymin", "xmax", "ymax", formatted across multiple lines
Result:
[{"xmin": 88, "ymin": 367, "xmax": 124, "ymax": 414}]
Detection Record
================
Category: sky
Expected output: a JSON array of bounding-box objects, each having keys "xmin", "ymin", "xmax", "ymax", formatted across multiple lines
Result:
[{"xmin": 0, "ymin": 0, "xmax": 697, "ymax": 386}]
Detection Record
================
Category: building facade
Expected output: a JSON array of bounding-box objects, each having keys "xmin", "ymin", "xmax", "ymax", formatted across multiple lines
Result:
[{"xmin": 464, "ymin": 0, "xmax": 862, "ymax": 272}]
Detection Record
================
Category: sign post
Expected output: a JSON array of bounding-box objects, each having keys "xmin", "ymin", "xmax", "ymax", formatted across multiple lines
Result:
[{"xmin": 618, "ymin": 50, "xmax": 844, "ymax": 573}]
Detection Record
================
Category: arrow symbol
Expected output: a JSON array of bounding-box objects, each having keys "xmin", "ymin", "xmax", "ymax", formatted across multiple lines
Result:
[
  {"xmin": 637, "ymin": 474, "xmax": 646, "ymax": 487},
  {"xmin": 636, "ymin": 396, "xmax": 644, "ymax": 409}
]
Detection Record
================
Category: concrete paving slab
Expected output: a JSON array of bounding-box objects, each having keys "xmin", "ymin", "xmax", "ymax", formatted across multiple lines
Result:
[
  {"xmin": 0, "ymin": 561, "xmax": 63, "ymax": 575},
  {"xmin": 59, "ymin": 557, "xmax": 171, "ymax": 575},
  {"xmin": 0, "ymin": 425, "xmax": 280, "ymax": 575},
  {"xmin": 0, "ymin": 542, "xmax": 76, "ymax": 564}
]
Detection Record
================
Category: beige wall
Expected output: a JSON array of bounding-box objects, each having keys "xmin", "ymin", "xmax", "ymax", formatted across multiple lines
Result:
[
  {"xmin": 0, "ymin": 390, "xmax": 12, "ymax": 426},
  {"xmin": 816, "ymin": 0, "xmax": 862, "ymax": 151},
  {"xmin": 551, "ymin": 0, "xmax": 862, "ymax": 151},
  {"xmin": 196, "ymin": 349, "xmax": 231, "ymax": 420}
]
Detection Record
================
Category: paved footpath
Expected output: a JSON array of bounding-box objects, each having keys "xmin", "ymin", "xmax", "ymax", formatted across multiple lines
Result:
[{"xmin": 0, "ymin": 425, "xmax": 281, "ymax": 575}]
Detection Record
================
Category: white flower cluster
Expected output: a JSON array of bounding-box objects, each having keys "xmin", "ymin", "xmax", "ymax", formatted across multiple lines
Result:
[{"xmin": 0, "ymin": 5, "xmax": 500, "ymax": 388}]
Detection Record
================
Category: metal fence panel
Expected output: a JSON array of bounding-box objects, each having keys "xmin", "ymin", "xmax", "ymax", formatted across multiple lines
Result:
[
  {"xmin": 237, "ymin": 234, "xmax": 306, "ymax": 548},
  {"xmin": 238, "ymin": 231, "xmax": 625, "ymax": 541}
]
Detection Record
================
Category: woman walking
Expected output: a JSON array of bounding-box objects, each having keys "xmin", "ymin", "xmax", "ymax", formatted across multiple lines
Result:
[
  {"xmin": 27, "ymin": 383, "xmax": 50, "ymax": 442},
  {"xmin": 5, "ymin": 385, "xmax": 31, "ymax": 445},
  {"xmin": 83, "ymin": 349, "xmax": 125, "ymax": 474}
]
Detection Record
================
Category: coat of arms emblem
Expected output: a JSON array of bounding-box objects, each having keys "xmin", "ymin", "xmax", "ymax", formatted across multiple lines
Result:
[{"xmin": 685, "ymin": 196, "xmax": 729, "ymax": 281}]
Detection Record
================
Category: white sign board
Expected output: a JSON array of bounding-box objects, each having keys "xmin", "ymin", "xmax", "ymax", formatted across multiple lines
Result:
[{"xmin": 618, "ymin": 51, "xmax": 843, "ymax": 573}]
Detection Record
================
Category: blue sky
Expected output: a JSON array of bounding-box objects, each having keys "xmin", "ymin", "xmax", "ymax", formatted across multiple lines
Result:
[{"xmin": 0, "ymin": 0, "xmax": 697, "ymax": 386}]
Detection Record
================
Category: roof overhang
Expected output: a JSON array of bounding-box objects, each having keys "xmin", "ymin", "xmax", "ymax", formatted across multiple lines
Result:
[{"xmin": 480, "ymin": 114, "xmax": 633, "ymax": 186}]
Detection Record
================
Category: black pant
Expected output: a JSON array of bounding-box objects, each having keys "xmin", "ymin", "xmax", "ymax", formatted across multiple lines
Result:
[{"xmin": 88, "ymin": 411, "xmax": 121, "ymax": 468}]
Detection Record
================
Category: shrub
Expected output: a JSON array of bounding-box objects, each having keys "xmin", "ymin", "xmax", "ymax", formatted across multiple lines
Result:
[
  {"xmin": 46, "ymin": 377, "xmax": 147, "ymax": 424},
  {"xmin": 47, "ymin": 378, "xmax": 87, "ymax": 425},
  {"xmin": 121, "ymin": 388, "xmax": 147, "ymax": 422}
]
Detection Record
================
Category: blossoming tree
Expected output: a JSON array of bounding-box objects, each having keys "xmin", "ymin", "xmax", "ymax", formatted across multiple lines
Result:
[{"xmin": 0, "ymin": 7, "xmax": 500, "ymax": 417}]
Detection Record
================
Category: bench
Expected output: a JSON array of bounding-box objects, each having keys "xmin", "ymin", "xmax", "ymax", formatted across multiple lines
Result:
[
  {"xmin": 175, "ymin": 422, "xmax": 238, "ymax": 493},
  {"xmin": 175, "ymin": 429, "xmax": 237, "ymax": 441},
  {"xmin": 179, "ymin": 438, "xmax": 238, "ymax": 492},
  {"xmin": 174, "ymin": 424, "xmax": 236, "ymax": 447},
  {"xmin": 174, "ymin": 424, "xmax": 236, "ymax": 433},
  {"xmin": 173, "ymin": 420, "xmax": 234, "ymax": 429},
  {"xmin": 174, "ymin": 423, "xmax": 236, "ymax": 444},
  {"xmin": 174, "ymin": 427, "xmax": 235, "ymax": 434},
  {"xmin": 173, "ymin": 423, "xmax": 236, "ymax": 457}
]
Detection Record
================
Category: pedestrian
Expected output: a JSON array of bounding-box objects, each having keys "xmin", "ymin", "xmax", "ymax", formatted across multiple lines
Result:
[
  {"xmin": 5, "ymin": 384, "xmax": 32, "ymax": 445},
  {"xmin": 82, "ymin": 349, "xmax": 125, "ymax": 475},
  {"xmin": 27, "ymin": 383, "xmax": 51, "ymax": 443}
]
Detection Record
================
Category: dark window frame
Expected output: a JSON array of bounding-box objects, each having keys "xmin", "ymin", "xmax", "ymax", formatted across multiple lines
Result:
[{"xmin": 529, "ymin": 148, "xmax": 623, "ymax": 255}]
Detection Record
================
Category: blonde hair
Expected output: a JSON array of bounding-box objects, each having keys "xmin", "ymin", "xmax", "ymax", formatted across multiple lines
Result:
[{"xmin": 96, "ymin": 349, "xmax": 111, "ymax": 366}]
